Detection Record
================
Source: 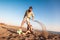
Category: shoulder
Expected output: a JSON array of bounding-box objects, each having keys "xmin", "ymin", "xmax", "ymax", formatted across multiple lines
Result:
[
  {"xmin": 26, "ymin": 10, "xmax": 29, "ymax": 12},
  {"xmin": 31, "ymin": 11, "xmax": 33, "ymax": 14},
  {"xmin": 25, "ymin": 10, "xmax": 28, "ymax": 13}
]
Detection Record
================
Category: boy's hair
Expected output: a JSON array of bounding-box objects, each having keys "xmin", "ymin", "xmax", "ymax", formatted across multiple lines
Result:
[{"xmin": 29, "ymin": 6, "xmax": 32, "ymax": 9}]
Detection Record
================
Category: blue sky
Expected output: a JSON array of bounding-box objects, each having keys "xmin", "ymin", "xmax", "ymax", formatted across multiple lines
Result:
[{"xmin": 0, "ymin": 0, "xmax": 60, "ymax": 32}]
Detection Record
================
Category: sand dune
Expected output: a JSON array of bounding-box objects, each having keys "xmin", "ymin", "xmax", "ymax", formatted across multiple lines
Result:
[{"xmin": 0, "ymin": 23, "xmax": 60, "ymax": 40}]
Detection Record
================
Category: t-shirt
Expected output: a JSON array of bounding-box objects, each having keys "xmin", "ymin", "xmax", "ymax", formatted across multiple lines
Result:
[{"xmin": 24, "ymin": 10, "xmax": 34, "ymax": 18}]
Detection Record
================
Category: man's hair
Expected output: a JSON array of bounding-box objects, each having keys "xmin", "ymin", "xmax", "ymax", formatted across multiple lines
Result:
[{"xmin": 29, "ymin": 6, "xmax": 32, "ymax": 9}]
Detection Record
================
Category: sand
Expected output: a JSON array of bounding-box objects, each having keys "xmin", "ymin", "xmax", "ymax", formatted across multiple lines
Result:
[{"xmin": 0, "ymin": 23, "xmax": 60, "ymax": 40}]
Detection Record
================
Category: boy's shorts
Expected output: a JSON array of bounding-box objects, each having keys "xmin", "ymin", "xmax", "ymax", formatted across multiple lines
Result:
[{"xmin": 23, "ymin": 16, "xmax": 30, "ymax": 25}]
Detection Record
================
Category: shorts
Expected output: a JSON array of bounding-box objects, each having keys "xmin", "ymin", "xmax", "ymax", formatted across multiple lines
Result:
[{"xmin": 23, "ymin": 16, "xmax": 30, "ymax": 25}]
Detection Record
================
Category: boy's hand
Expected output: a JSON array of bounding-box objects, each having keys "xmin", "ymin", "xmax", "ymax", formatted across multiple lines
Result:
[{"xmin": 32, "ymin": 17, "xmax": 34, "ymax": 21}]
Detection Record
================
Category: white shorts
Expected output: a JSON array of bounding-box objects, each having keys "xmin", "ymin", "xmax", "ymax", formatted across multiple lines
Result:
[{"xmin": 23, "ymin": 16, "xmax": 30, "ymax": 25}]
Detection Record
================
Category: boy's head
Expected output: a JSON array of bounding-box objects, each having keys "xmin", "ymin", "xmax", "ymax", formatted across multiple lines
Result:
[{"xmin": 29, "ymin": 6, "xmax": 32, "ymax": 12}]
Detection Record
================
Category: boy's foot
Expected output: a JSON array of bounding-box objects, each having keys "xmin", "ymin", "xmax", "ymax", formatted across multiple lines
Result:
[{"xmin": 17, "ymin": 29, "xmax": 22, "ymax": 35}]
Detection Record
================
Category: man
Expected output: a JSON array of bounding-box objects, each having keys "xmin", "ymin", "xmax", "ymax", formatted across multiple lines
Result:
[{"xmin": 20, "ymin": 6, "xmax": 34, "ymax": 31}]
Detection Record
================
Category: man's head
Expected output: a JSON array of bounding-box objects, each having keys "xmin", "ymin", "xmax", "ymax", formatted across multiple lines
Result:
[{"xmin": 29, "ymin": 6, "xmax": 32, "ymax": 12}]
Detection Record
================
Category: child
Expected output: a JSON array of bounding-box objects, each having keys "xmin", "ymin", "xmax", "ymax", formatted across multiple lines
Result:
[{"xmin": 20, "ymin": 6, "xmax": 34, "ymax": 31}]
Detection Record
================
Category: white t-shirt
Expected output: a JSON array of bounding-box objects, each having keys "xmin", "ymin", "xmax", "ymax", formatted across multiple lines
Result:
[{"xmin": 24, "ymin": 10, "xmax": 34, "ymax": 18}]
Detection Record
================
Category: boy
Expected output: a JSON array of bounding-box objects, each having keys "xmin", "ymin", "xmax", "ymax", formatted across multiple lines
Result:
[{"xmin": 21, "ymin": 6, "xmax": 34, "ymax": 31}]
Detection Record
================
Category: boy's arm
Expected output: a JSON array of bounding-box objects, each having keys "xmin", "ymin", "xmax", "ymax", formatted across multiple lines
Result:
[
  {"xmin": 32, "ymin": 12, "xmax": 34, "ymax": 20},
  {"xmin": 24, "ymin": 10, "xmax": 27, "ymax": 18}
]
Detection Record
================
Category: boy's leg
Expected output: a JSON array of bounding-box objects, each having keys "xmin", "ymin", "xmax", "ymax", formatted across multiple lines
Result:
[
  {"xmin": 20, "ymin": 17, "xmax": 27, "ymax": 28},
  {"xmin": 29, "ymin": 25, "xmax": 33, "ymax": 33},
  {"xmin": 27, "ymin": 22, "xmax": 33, "ymax": 34},
  {"xmin": 26, "ymin": 18, "xmax": 30, "ymax": 30},
  {"xmin": 20, "ymin": 20, "xmax": 25, "ymax": 28}
]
